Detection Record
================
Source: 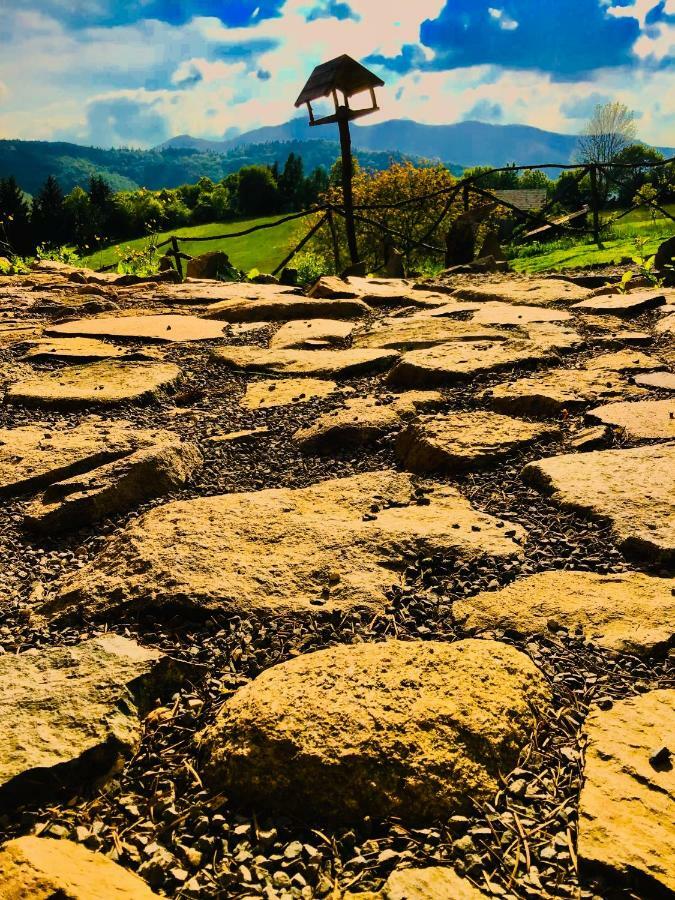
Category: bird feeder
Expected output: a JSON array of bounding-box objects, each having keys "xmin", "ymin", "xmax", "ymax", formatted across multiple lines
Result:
[{"xmin": 295, "ymin": 55, "xmax": 385, "ymax": 266}]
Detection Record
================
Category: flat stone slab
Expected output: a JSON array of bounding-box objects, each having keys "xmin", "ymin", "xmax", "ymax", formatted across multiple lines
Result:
[
  {"xmin": 240, "ymin": 378, "xmax": 338, "ymax": 409},
  {"xmin": 308, "ymin": 275, "xmax": 364, "ymax": 299},
  {"xmin": 572, "ymin": 290, "xmax": 666, "ymax": 316},
  {"xmin": 270, "ymin": 318, "xmax": 354, "ymax": 349},
  {"xmin": 386, "ymin": 338, "xmax": 564, "ymax": 388},
  {"xmin": 153, "ymin": 281, "xmax": 301, "ymax": 305},
  {"xmin": 396, "ymin": 411, "xmax": 560, "ymax": 473},
  {"xmin": 635, "ymin": 370, "xmax": 675, "ymax": 390},
  {"xmin": 455, "ymin": 570, "xmax": 675, "ymax": 656},
  {"xmin": 294, "ymin": 393, "xmax": 443, "ymax": 453},
  {"xmin": 484, "ymin": 369, "xmax": 647, "ymax": 417},
  {"xmin": 522, "ymin": 444, "xmax": 675, "ymax": 564},
  {"xmin": 353, "ymin": 316, "xmax": 508, "ymax": 351},
  {"xmin": 589, "ymin": 399, "xmax": 675, "ymax": 440},
  {"xmin": 7, "ymin": 360, "xmax": 181, "ymax": 407},
  {"xmin": 431, "ymin": 301, "xmax": 571, "ymax": 325},
  {"xmin": 21, "ymin": 337, "xmax": 135, "ymax": 362},
  {"xmin": 25, "ymin": 437, "xmax": 202, "ymax": 534},
  {"xmin": 0, "ymin": 635, "xmax": 184, "ymax": 806},
  {"xmin": 212, "ymin": 346, "xmax": 398, "ymax": 378},
  {"xmin": 578, "ymin": 690, "xmax": 675, "ymax": 895},
  {"xmin": 355, "ymin": 867, "xmax": 488, "ymax": 900},
  {"xmin": 198, "ymin": 639, "xmax": 550, "ymax": 822},
  {"xmin": 0, "ymin": 836, "xmax": 160, "ymax": 898},
  {"xmin": 451, "ymin": 278, "xmax": 591, "ymax": 306},
  {"xmin": 204, "ymin": 296, "xmax": 371, "ymax": 322},
  {"xmin": 348, "ymin": 277, "xmax": 451, "ymax": 308},
  {"xmin": 48, "ymin": 314, "xmax": 228, "ymax": 343},
  {"xmin": 656, "ymin": 313, "xmax": 675, "ymax": 334},
  {"xmin": 584, "ymin": 350, "xmax": 666, "ymax": 372},
  {"xmin": 53, "ymin": 472, "xmax": 526, "ymax": 621}
]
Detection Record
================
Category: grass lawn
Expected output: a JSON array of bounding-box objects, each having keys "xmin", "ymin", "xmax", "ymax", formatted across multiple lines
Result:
[
  {"xmin": 81, "ymin": 215, "xmax": 306, "ymax": 274},
  {"xmin": 512, "ymin": 205, "xmax": 675, "ymax": 273}
]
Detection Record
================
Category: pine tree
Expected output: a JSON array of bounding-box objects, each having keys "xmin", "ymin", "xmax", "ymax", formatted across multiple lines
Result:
[
  {"xmin": 32, "ymin": 175, "xmax": 66, "ymax": 248},
  {"xmin": 279, "ymin": 153, "xmax": 305, "ymax": 211},
  {"xmin": 0, "ymin": 176, "xmax": 33, "ymax": 256},
  {"xmin": 88, "ymin": 175, "xmax": 115, "ymax": 240}
]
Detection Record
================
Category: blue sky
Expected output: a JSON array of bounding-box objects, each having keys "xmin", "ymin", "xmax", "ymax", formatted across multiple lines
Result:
[{"xmin": 0, "ymin": 0, "xmax": 673, "ymax": 147}]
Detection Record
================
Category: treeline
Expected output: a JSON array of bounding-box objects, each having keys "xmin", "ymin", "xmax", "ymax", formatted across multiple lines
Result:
[{"xmin": 0, "ymin": 152, "xmax": 328, "ymax": 256}]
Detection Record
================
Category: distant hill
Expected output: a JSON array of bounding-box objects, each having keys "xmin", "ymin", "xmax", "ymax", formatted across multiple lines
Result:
[
  {"xmin": 0, "ymin": 138, "xmax": 433, "ymax": 197},
  {"xmin": 163, "ymin": 117, "xmax": 675, "ymax": 170}
]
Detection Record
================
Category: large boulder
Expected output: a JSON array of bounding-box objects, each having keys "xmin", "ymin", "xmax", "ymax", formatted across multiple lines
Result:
[
  {"xmin": 51, "ymin": 472, "xmax": 526, "ymax": 622},
  {"xmin": 0, "ymin": 635, "xmax": 186, "ymax": 807},
  {"xmin": 522, "ymin": 444, "xmax": 675, "ymax": 565},
  {"xmin": 185, "ymin": 250, "xmax": 231, "ymax": 280},
  {"xmin": 578, "ymin": 690, "xmax": 675, "ymax": 895},
  {"xmin": 7, "ymin": 360, "xmax": 181, "ymax": 408},
  {"xmin": 396, "ymin": 411, "xmax": 560, "ymax": 474},
  {"xmin": 198, "ymin": 639, "xmax": 551, "ymax": 822},
  {"xmin": 0, "ymin": 836, "xmax": 160, "ymax": 898},
  {"xmin": 454, "ymin": 570, "xmax": 675, "ymax": 656}
]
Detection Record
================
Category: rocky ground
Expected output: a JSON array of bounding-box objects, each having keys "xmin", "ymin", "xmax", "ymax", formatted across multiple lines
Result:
[{"xmin": 0, "ymin": 259, "xmax": 672, "ymax": 900}]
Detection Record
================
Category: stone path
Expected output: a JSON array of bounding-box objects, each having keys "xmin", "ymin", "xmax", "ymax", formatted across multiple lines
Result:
[{"xmin": 0, "ymin": 263, "xmax": 672, "ymax": 899}]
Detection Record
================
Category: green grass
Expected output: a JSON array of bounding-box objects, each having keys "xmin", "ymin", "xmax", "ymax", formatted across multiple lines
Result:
[
  {"xmin": 81, "ymin": 215, "xmax": 304, "ymax": 274},
  {"xmin": 511, "ymin": 205, "xmax": 675, "ymax": 273}
]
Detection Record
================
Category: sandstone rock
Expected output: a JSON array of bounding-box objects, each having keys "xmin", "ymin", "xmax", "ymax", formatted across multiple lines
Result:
[
  {"xmin": 634, "ymin": 370, "xmax": 675, "ymax": 390},
  {"xmin": 570, "ymin": 425, "xmax": 613, "ymax": 451},
  {"xmin": 352, "ymin": 316, "xmax": 508, "ymax": 351},
  {"xmin": 522, "ymin": 444, "xmax": 675, "ymax": 564},
  {"xmin": 206, "ymin": 427, "xmax": 270, "ymax": 444},
  {"xmin": 0, "ymin": 836, "xmax": 160, "ymax": 898},
  {"xmin": 205, "ymin": 296, "xmax": 370, "ymax": 322},
  {"xmin": 152, "ymin": 281, "xmax": 300, "ymax": 305},
  {"xmin": 484, "ymin": 369, "xmax": 646, "ymax": 417},
  {"xmin": 21, "ymin": 337, "xmax": 131, "ymax": 362},
  {"xmin": 7, "ymin": 360, "xmax": 181, "ymax": 407},
  {"xmin": 345, "ymin": 277, "xmax": 450, "ymax": 308},
  {"xmin": 572, "ymin": 290, "xmax": 666, "ymax": 316},
  {"xmin": 578, "ymin": 690, "xmax": 675, "ymax": 895},
  {"xmin": 212, "ymin": 346, "xmax": 398, "ymax": 378},
  {"xmin": 0, "ymin": 421, "xmax": 168, "ymax": 494},
  {"xmin": 451, "ymin": 277, "xmax": 590, "ymax": 306},
  {"xmin": 52, "ymin": 472, "xmax": 526, "ymax": 621},
  {"xmin": 270, "ymin": 318, "xmax": 354, "ymax": 349},
  {"xmin": 0, "ymin": 635, "xmax": 185, "ymax": 806},
  {"xmin": 48, "ymin": 314, "xmax": 228, "ymax": 343},
  {"xmin": 656, "ymin": 314, "xmax": 675, "ymax": 335},
  {"xmin": 454, "ymin": 570, "xmax": 675, "ymax": 655},
  {"xmin": 432, "ymin": 301, "xmax": 571, "ymax": 326},
  {"xmin": 307, "ymin": 275, "xmax": 363, "ymax": 299},
  {"xmin": 396, "ymin": 412, "xmax": 560, "ymax": 474},
  {"xmin": 240, "ymin": 378, "xmax": 338, "ymax": 409},
  {"xmin": 24, "ymin": 438, "xmax": 202, "ymax": 533},
  {"xmin": 362, "ymin": 867, "xmax": 488, "ymax": 900},
  {"xmin": 185, "ymin": 250, "xmax": 230, "ymax": 280},
  {"xmin": 589, "ymin": 399, "xmax": 675, "ymax": 440},
  {"xmin": 199, "ymin": 639, "xmax": 550, "ymax": 822},
  {"xmin": 386, "ymin": 338, "xmax": 565, "ymax": 389},
  {"xmin": 584, "ymin": 350, "xmax": 665, "ymax": 372},
  {"xmin": 294, "ymin": 393, "xmax": 442, "ymax": 453}
]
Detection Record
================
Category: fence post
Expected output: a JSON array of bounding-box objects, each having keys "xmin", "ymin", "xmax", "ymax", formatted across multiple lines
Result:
[
  {"xmin": 337, "ymin": 109, "xmax": 359, "ymax": 265},
  {"xmin": 170, "ymin": 235, "xmax": 183, "ymax": 279},
  {"xmin": 327, "ymin": 209, "xmax": 341, "ymax": 274},
  {"xmin": 589, "ymin": 165, "xmax": 602, "ymax": 248}
]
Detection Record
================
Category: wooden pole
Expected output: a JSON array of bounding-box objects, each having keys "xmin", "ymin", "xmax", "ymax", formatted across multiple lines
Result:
[
  {"xmin": 337, "ymin": 108, "xmax": 359, "ymax": 265},
  {"xmin": 170, "ymin": 235, "xmax": 183, "ymax": 279},
  {"xmin": 327, "ymin": 208, "xmax": 341, "ymax": 274},
  {"xmin": 589, "ymin": 165, "xmax": 602, "ymax": 248}
]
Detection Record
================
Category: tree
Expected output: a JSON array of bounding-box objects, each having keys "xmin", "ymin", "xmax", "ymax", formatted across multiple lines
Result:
[
  {"xmin": 612, "ymin": 144, "xmax": 664, "ymax": 207},
  {"xmin": 32, "ymin": 175, "xmax": 66, "ymax": 247},
  {"xmin": 63, "ymin": 186, "xmax": 91, "ymax": 250},
  {"xmin": 236, "ymin": 166, "xmax": 280, "ymax": 216},
  {"xmin": 88, "ymin": 175, "xmax": 115, "ymax": 240},
  {"xmin": 576, "ymin": 102, "xmax": 637, "ymax": 170},
  {"xmin": 278, "ymin": 153, "xmax": 304, "ymax": 211},
  {"xmin": 551, "ymin": 170, "xmax": 585, "ymax": 212},
  {"xmin": 0, "ymin": 176, "xmax": 32, "ymax": 255}
]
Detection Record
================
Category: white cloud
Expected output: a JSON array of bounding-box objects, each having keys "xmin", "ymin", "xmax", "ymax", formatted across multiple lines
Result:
[{"xmin": 488, "ymin": 8, "xmax": 519, "ymax": 30}]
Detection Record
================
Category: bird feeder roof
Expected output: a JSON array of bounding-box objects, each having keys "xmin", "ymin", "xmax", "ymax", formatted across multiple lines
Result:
[{"xmin": 295, "ymin": 55, "xmax": 384, "ymax": 107}]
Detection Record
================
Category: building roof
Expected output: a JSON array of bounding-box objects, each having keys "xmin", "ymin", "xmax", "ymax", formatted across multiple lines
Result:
[
  {"xmin": 492, "ymin": 189, "xmax": 547, "ymax": 211},
  {"xmin": 295, "ymin": 55, "xmax": 384, "ymax": 108}
]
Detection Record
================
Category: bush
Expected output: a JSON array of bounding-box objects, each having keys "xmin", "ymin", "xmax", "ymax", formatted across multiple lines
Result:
[{"xmin": 294, "ymin": 250, "xmax": 331, "ymax": 285}]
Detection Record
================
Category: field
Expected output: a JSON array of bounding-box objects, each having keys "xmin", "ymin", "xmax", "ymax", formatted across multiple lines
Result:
[
  {"xmin": 511, "ymin": 205, "xmax": 675, "ymax": 273},
  {"xmin": 81, "ymin": 215, "xmax": 304, "ymax": 274}
]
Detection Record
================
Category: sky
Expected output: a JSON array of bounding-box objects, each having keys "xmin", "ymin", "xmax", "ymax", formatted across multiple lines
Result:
[{"xmin": 0, "ymin": 0, "xmax": 673, "ymax": 148}]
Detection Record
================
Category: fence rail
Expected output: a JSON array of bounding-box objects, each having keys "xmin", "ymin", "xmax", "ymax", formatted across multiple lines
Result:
[{"xmin": 101, "ymin": 155, "xmax": 675, "ymax": 276}]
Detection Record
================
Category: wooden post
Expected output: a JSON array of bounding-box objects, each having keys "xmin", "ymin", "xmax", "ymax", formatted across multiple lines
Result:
[
  {"xmin": 170, "ymin": 235, "xmax": 183, "ymax": 279},
  {"xmin": 589, "ymin": 165, "xmax": 602, "ymax": 248},
  {"xmin": 337, "ymin": 108, "xmax": 359, "ymax": 265},
  {"xmin": 327, "ymin": 208, "xmax": 341, "ymax": 274}
]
